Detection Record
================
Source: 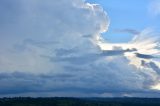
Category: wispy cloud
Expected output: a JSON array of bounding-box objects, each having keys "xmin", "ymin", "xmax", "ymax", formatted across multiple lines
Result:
[{"xmin": 149, "ymin": 0, "xmax": 160, "ymax": 17}]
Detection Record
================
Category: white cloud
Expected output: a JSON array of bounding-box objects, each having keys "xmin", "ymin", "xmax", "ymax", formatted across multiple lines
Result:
[{"xmin": 0, "ymin": 0, "xmax": 109, "ymax": 73}]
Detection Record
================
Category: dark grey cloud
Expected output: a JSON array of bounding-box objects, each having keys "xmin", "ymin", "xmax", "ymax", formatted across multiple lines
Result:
[
  {"xmin": 141, "ymin": 60, "xmax": 160, "ymax": 75},
  {"xmin": 149, "ymin": 62, "xmax": 160, "ymax": 75},
  {"xmin": 114, "ymin": 29, "xmax": 140, "ymax": 35},
  {"xmin": 0, "ymin": 56, "xmax": 159, "ymax": 97},
  {"xmin": 0, "ymin": 69, "xmax": 148, "ymax": 96},
  {"xmin": 101, "ymin": 48, "xmax": 137, "ymax": 56},
  {"xmin": 135, "ymin": 53, "xmax": 155, "ymax": 59}
]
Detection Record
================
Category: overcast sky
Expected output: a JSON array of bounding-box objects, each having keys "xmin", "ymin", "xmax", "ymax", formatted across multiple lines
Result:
[{"xmin": 0, "ymin": 0, "xmax": 160, "ymax": 97}]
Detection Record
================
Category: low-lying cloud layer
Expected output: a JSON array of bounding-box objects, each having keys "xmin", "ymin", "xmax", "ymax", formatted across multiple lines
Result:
[{"xmin": 0, "ymin": 0, "xmax": 160, "ymax": 97}]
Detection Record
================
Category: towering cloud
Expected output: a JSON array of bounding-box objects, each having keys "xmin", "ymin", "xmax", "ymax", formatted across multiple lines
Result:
[
  {"xmin": 0, "ymin": 0, "xmax": 160, "ymax": 97},
  {"xmin": 0, "ymin": 0, "xmax": 108, "ymax": 73}
]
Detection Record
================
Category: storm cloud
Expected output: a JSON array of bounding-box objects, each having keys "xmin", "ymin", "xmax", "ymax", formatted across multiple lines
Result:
[{"xmin": 0, "ymin": 0, "xmax": 160, "ymax": 97}]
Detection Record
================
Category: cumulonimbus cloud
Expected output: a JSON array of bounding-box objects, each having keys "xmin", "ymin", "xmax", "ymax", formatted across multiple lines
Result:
[{"xmin": 0, "ymin": 0, "xmax": 160, "ymax": 97}]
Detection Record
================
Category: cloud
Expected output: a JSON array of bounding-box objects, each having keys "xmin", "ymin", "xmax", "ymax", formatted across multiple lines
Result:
[
  {"xmin": 135, "ymin": 53, "xmax": 155, "ymax": 59},
  {"xmin": 149, "ymin": 0, "xmax": 160, "ymax": 17},
  {"xmin": 114, "ymin": 29, "xmax": 140, "ymax": 35},
  {"xmin": 0, "ymin": 0, "xmax": 160, "ymax": 97},
  {"xmin": 0, "ymin": 0, "xmax": 108, "ymax": 73},
  {"xmin": 142, "ymin": 61, "xmax": 160, "ymax": 75}
]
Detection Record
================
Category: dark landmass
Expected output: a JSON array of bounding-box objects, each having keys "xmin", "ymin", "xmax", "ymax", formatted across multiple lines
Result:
[{"xmin": 0, "ymin": 97, "xmax": 160, "ymax": 106}]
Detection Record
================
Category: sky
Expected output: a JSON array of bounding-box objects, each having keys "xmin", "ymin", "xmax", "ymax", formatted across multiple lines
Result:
[
  {"xmin": 0, "ymin": 0, "xmax": 160, "ymax": 97},
  {"xmin": 87, "ymin": 0, "xmax": 160, "ymax": 43}
]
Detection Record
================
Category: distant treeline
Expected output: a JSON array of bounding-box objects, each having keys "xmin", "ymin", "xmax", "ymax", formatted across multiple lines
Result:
[{"xmin": 0, "ymin": 97, "xmax": 160, "ymax": 106}]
